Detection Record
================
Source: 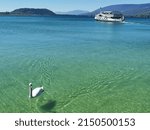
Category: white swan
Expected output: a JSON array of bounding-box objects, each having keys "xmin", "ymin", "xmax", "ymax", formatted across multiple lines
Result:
[{"xmin": 29, "ymin": 83, "xmax": 44, "ymax": 98}]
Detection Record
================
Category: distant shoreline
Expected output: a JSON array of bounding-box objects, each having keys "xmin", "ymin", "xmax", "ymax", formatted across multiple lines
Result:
[
  {"xmin": 0, "ymin": 12, "xmax": 91, "ymax": 18},
  {"xmin": 0, "ymin": 13, "xmax": 149, "ymax": 19}
]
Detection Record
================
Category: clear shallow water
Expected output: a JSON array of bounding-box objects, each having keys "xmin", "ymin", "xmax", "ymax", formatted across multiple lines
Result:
[{"xmin": 0, "ymin": 16, "xmax": 150, "ymax": 113}]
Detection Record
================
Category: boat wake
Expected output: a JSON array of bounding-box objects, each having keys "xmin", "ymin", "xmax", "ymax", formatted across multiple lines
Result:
[{"xmin": 123, "ymin": 21, "xmax": 150, "ymax": 26}]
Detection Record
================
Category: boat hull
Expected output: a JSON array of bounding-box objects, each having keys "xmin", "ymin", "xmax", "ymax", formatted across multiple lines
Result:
[
  {"xmin": 95, "ymin": 11, "xmax": 125, "ymax": 22},
  {"xmin": 95, "ymin": 15, "xmax": 124, "ymax": 22}
]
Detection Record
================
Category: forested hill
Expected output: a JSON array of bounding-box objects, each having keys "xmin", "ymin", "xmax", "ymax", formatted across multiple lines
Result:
[{"xmin": 0, "ymin": 8, "xmax": 56, "ymax": 16}]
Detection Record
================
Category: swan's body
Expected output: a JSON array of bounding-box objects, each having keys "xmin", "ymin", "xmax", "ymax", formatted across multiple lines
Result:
[{"xmin": 29, "ymin": 83, "xmax": 44, "ymax": 98}]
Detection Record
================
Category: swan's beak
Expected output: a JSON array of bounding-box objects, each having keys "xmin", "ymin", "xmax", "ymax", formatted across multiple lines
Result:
[{"xmin": 29, "ymin": 83, "xmax": 32, "ymax": 86}]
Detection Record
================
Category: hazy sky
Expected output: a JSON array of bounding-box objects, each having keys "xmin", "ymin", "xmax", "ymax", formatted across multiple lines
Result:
[{"xmin": 0, "ymin": 0, "xmax": 149, "ymax": 12}]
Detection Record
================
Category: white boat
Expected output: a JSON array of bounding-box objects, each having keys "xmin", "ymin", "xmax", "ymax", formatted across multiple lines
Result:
[{"xmin": 95, "ymin": 11, "xmax": 124, "ymax": 22}]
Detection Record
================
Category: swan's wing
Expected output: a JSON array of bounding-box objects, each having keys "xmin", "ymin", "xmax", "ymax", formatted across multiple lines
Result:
[{"xmin": 32, "ymin": 87, "xmax": 43, "ymax": 97}]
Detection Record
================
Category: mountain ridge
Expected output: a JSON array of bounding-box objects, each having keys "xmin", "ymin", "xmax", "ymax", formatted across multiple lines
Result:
[
  {"xmin": 56, "ymin": 10, "xmax": 89, "ymax": 15},
  {"xmin": 84, "ymin": 3, "xmax": 150, "ymax": 18}
]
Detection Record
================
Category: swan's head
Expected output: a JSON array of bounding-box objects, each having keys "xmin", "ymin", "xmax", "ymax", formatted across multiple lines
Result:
[
  {"xmin": 41, "ymin": 86, "xmax": 44, "ymax": 92},
  {"xmin": 41, "ymin": 86, "xmax": 44, "ymax": 90},
  {"xmin": 29, "ymin": 83, "xmax": 32, "ymax": 87}
]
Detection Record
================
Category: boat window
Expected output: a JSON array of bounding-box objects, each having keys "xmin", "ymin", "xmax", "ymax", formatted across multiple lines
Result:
[{"xmin": 111, "ymin": 17, "xmax": 122, "ymax": 19}]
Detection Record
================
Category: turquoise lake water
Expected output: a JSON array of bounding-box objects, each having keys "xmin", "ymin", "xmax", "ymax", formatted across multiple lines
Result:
[{"xmin": 0, "ymin": 16, "xmax": 150, "ymax": 113}]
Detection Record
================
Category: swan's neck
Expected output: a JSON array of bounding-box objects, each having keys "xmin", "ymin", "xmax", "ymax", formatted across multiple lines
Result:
[{"xmin": 29, "ymin": 86, "xmax": 32, "ymax": 98}]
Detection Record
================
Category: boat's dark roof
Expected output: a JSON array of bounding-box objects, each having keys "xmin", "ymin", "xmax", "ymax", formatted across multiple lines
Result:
[{"xmin": 102, "ymin": 11, "xmax": 123, "ymax": 15}]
